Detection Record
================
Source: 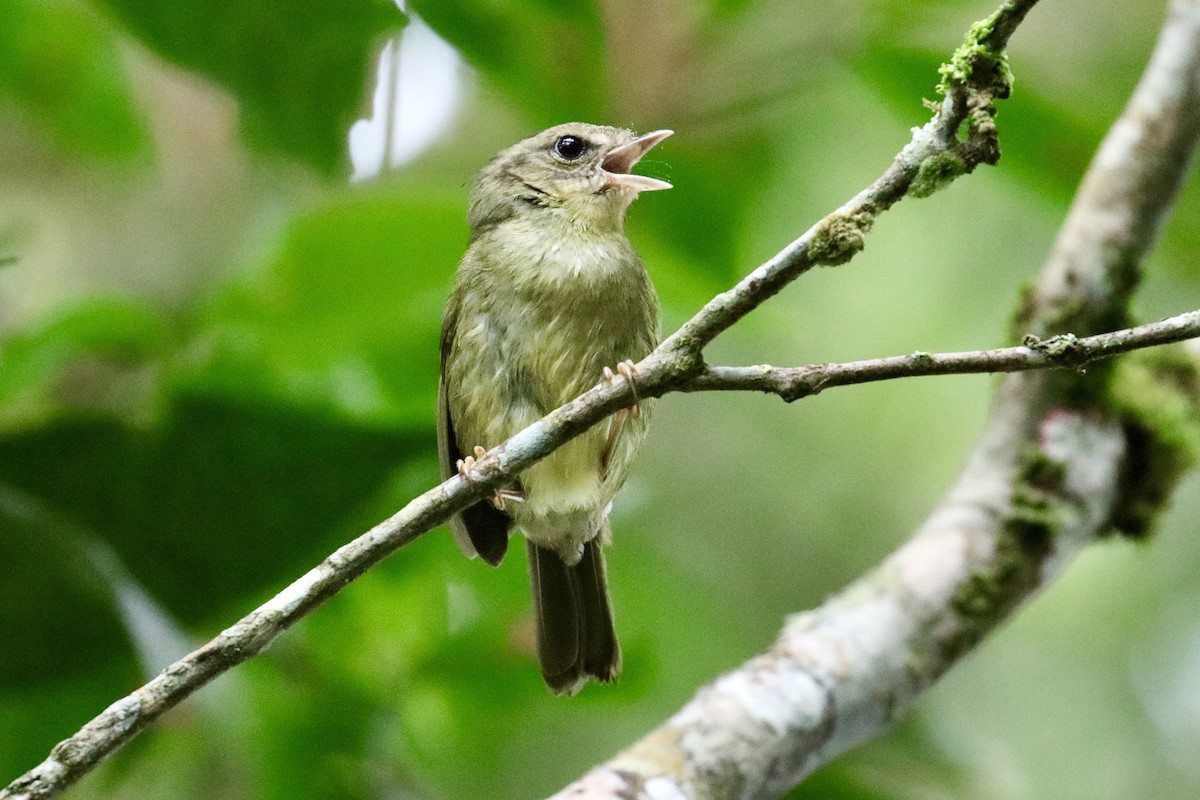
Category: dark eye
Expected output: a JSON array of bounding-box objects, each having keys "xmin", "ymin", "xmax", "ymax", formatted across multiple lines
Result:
[{"xmin": 554, "ymin": 135, "xmax": 587, "ymax": 160}]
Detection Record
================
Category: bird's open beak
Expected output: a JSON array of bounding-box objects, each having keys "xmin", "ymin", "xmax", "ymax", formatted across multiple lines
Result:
[{"xmin": 601, "ymin": 129, "xmax": 673, "ymax": 193}]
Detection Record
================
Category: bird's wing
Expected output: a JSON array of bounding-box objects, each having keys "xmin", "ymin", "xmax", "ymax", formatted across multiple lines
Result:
[{"xmin": 438, "ymin": 294, "xmax": 511, "ymax": 566}]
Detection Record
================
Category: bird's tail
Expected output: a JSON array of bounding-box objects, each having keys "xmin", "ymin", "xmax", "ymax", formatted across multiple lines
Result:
[{"xmin": 526, "ymin": 538, "xmax": 621, "ymax": 695}]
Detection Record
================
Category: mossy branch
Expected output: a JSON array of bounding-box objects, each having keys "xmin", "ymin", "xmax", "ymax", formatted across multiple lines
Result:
[
  {"xmin": 657, "ymin": 0, "xmax": 1037, "ymax": 356},
  {"xmin": 686, "ymin": 309, "xmax": 1200, "ymax": 400}
]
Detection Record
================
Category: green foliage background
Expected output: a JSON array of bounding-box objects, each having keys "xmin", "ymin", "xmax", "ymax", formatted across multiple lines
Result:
[{"xmin": 1, "ymin": 0, "xmax": 1199, "ymax": 798}]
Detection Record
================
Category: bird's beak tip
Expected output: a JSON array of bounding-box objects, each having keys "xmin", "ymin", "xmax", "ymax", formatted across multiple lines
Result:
[{"xmin": 601, "ymin": 129, "xmax": 674, "ymax": 193}]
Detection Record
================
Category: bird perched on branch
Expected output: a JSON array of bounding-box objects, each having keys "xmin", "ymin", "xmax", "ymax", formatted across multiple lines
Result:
[{"xmin": 438, "ymin": 122, "xmax": 671, "ymax": 694}]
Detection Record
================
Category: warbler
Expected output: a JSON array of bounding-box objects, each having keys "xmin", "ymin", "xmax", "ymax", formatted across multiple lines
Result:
[{"xmin": 438, "ymin": 123, "xmax": 670, "ymax": 694}]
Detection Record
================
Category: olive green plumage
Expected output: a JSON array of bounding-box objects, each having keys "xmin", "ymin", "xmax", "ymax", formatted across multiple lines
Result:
[{"xmin": 438, "ymin": 122, "xmax": 669, "ymax": 694}]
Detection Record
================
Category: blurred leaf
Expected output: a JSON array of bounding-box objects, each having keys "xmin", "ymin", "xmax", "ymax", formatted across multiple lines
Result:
[
  {"xmin": 708, "ymin": 0, "xmax": 759, "ymax": 16},
  {"xmin": 0, "ymin": 299, "xmax": 171, "ymax": 428},
  {"xmin": 0, "ymin": 485, "xmax": 143, "ymax": 780},
  {"xmin": 410, "ymin": 0, "xmax": 609, "ymax": 125},
  {"xmin": 191, "ymin": 184, "xmax": 461, "ymax": 426},
  {"xmin": 0, "ymin": 399, "xmax": 425, "ymax": 626},
  {"xmin": 0, "ymin": 659, "xmax": 141, "ymax": 782},
  {"xmin": 1159, "ymin": 180, "xmax": 1200, "ymax": 275},
  {"xmin": 94, "ymin": 0, "xmax": 402, "ymax": 173},
  {"xmin": 784, "ymin": 766, "xmax": 893, "ymax": 800},
  {"xmin": 0, "ymin": 486, "xmax": 138, "ymax": 687},
  {"xmin": 235, "ymin": 652, "xmax": 380, "ymax": 800},
  {"xmin": 0, "ymin": 0, "xmax": 149, "ymax": 160},
  {"xmin": 634, "ymin": 128, "xmax": 776, "ymax": 282}
]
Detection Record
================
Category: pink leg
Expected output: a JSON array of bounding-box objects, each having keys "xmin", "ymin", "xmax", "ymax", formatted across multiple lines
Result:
[{"xmin": 457, "ymin": 445, "xmax": 526, "ymax": 510}]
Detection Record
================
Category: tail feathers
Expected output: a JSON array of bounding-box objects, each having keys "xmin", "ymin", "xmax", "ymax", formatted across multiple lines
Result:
[{"xmin": 527, "ymin": 539, "xmax": 621, "ymax": 695}]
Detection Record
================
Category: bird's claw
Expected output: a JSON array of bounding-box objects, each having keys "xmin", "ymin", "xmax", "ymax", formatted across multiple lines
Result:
[
  {"xmin": 492, "ymin": 488, "xmax": 526, "ymax": 511},
  {"xmin": 455, "ymin": 445, "xmax": 487, "ymax": 478},
  {"xmin": 457, "ymin": 445, "xmax": 524, "ymax": 510},
  {"xmin": 600, "ymin": 360, "xmax": 644, "ymax": 474},
  {"xmin": 603, "ymin": 359, "xmax": 641, "ymax": 418}
]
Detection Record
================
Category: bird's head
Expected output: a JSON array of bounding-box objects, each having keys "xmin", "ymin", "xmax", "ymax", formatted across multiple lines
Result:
[{"xmin": 468, "ymin": 123, "xmax": 672, "ymax": 236}]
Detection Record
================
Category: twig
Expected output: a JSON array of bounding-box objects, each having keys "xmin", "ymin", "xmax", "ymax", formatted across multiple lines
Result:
[
  {"xmin": 687, "ymin": 309, "xmax": 1200, "ymax": 400},
  {"xmin": 658, "ymin": 0, "xmax": 1037, "ymax": 354}
]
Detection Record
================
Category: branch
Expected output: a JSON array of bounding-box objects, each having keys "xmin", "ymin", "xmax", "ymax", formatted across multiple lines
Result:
[
  {"xmin": 659, "ymin": 0, "xmax": 1036, "ymax": 354},
  {"xmin": 547, "ymin": 0, "xmax": 1200, "ymax": 797},
  {"xmin": 550, "ymin": 411, "xmax": 1129, "ymax": 800},
  {"xmin": 687, "ymin": 309, "xmax": 1200, "ymax": 400},
  {"xmin": 0, "ymin": 0, "xmax": 1152, "ymax": 797}
]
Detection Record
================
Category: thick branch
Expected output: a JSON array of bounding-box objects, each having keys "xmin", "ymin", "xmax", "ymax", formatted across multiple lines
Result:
[
  {"xmin": 687, "ymin": 309, "xmax": 1200, "ymax": 400},
  {"xmin": 550, "ymin": 412, "xmax": 1127, "ymax": 800},
  {"xmin": 547, "ymin": 1, "xmax": 1200, "ymax": 797}
]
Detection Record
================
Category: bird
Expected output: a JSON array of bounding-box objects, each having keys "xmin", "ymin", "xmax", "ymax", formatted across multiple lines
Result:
[{"xmin": 437, "ymin": 122, "xmax": 671, "ymax": 694}]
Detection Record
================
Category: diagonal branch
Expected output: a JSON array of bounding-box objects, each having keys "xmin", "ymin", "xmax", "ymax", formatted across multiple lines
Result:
[
  {"xmin": 659, "ymin": 0, "xmax": 1037, "ymax": 354},
  {"xmin": 687, "ymin": 308, "xmax": 1200, "ymax": 400}
]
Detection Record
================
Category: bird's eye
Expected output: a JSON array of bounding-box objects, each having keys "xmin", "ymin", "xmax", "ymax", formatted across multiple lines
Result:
[{"xmin": 554, "ymin": 135, "xmax": 587, "ymax": 160}]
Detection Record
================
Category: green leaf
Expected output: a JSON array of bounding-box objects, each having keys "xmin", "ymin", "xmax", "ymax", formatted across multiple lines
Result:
[
  {"xmin": 0, "ymin": 299, "xmax": 171, "ymax": 428},
  {"xmin": 783, "ymin": 766, "xmax": 894, "ymax": 800},
  {"xmin": 0, "ymin": 402, "xmax": 425, "ymax": 627},
  {"xmin": 632, "ymin": 128, "xmax": 777, "ymax": 283},
  {"xmin": 0, "ymin": 486, "xmax": 138, "ymax": 688},
  {"xmin": 191, "ymin": 184, "xmax": 463, "ymax": 426},
  {"xmin": 0, "ymin": 0, "xmax": 150, "ymax": 161},
  {"xmin": 0, "ymin": 661, "xmax": 142, "ymax": 780},
  {"xmin": 94, "ymin": 0, "xmax": 403, "ymax": 173}
]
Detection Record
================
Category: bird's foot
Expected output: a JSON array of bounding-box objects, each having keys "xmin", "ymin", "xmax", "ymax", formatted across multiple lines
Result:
[
  {"xmin": 456, "ymin": 445, "xmax": 525, "ymax": 510},
  {"xmin": 454, "ymin": 445, "xmax": 487, "ymax": 481},
  {"xmin": 600, "ymin": 360, "xmax": 643, "ymax": 474},
  {"xmin": 602, "ymin": 359, "xmax": 641, "ymax": 419},
  {"xmin": 492, "ymin": 488, "xmax": 526, "ymax": 511}
]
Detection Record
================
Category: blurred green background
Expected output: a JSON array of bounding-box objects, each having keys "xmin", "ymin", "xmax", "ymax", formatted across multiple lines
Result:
[{"xmin": 1, "ymin": 0, "xmax": 1198, "ymax": 798}]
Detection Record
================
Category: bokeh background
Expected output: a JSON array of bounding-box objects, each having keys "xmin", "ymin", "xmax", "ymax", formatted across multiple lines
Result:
[{"xmin": 2, "ymin": 0, "xmax": 1199, "ymax": 798}]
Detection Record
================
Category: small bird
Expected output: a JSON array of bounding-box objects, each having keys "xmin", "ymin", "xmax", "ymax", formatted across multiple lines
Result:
[{"xmin": 438, "ymin": 123, "xmax": 671, "ymax": 694}]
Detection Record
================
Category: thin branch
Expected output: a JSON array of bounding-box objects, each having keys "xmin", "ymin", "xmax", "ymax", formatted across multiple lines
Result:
[
  {"xmin": 548, "ymin": 0, "xmax": 1200, "ymax": 797},
  {"xmin": 3, "ymin": 0, "xmax": 1168, "ymax": 797},
  {"xmin": 687, "ymin": 309, "xmax": 1200, "ymax": 400},
  {"xmin": 658, "ymin": 0, "xmax": 1038, "ymax": 355}
]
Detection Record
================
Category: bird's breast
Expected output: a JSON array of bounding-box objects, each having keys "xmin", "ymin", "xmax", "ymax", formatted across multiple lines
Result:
[
  {"xmin": 447, "ymin": 227, "xmax": 658, "ymax": 527},
  {"xmin": 517, "ymin": 245, "xmax": 656, "ymax": 407}
]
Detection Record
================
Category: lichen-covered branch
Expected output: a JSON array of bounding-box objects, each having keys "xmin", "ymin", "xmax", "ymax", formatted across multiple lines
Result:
[
  {"xmin": 656, "ymin": 0, "xmax": 1039, "ymax": 356},
  {"xmin": 545, "ymin": 2, "xmax": 1200, "ymax": 798},
  {"xmin": 687, "ymin": 309, "xmax": 1200, "ymax": 400}
]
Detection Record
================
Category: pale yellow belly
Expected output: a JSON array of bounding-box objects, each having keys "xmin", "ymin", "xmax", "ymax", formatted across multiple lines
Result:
[{"xmin": 484, "ymin": 401, "xmax": 645, "ymax": 559}]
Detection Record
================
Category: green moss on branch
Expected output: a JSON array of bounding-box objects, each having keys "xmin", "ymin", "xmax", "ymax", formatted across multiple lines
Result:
[
  {"xmin": 938, "ymin": 6, "xmax": 1016, "ymax": 97},
  {"xmin": 808, "ymin": 210, "xmax": 876, "ymax": 266},
  {"xmin": 910, "ymin": 152, "xmax": 968, "ymax": 198},
  {"xmin": 1107, "ymin": 347, "xmax": 1200, "ymax": 539}
]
